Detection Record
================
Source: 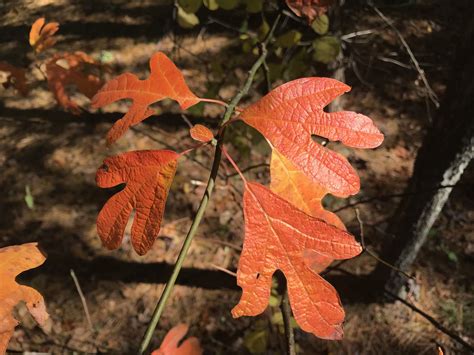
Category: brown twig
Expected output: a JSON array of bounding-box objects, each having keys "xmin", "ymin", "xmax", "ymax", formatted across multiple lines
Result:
[{"xmin": 70, "ymin": 269, "xmax": 93, "ymax": 330}]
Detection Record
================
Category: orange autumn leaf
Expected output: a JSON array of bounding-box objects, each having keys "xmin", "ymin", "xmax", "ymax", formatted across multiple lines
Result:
[
  {"xmin": 286, "ymin": 0, "xmax": 333, "ymax": 23},
  {"xmin": 240, "ymin": 77, "xmax": 384, "ymax": 198},
  {"xmin": 189, "ymin": 124, "xmax": 214, "ymax": 143},
  {"xmin": 29, "ymin": 18, "xmax": 59, "ymax": 53},
  {"xmin": 151, "ymin": 324, "xmax": 202, "ymax": 355},
  {"xmin": 46, "ymin": 51, "xmax": 103, "ymax": 114},
  {"xmin": 270, "ymin": 149, "xmax": 346, "ymax": 273},
  {"xmin": 232, "ymin": 182, "xmax": 362, "ymax": 339},
  {"xmin": 0, "ymin": 62, "xmax": 29, "ymax": 96},
  {"xmin": 0, "ymin": 243, "xmax": 49, "ymax": 353},
  {"xmin": 92, "ymin": 51, "xmax": 200, "ymax": 145},
  {"xmin": 96, "ymin": 150, "xmax": 179, "ymax": 255}
]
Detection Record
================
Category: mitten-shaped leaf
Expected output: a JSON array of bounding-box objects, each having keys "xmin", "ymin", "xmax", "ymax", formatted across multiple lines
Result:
[
  {"xmin": 151, "ymin": 323, "xmax": 202, "ymax": 355},
  {"xmin": 232, "ymin": 182, "xmax": 362, "ymax": 339},
  {"xmin": 46, "ymin": 52, "xmax": 103, "ymax": 114},
  {"xmin": 0, "ymin": 243, "xmax": 49, "ymax": 353},
  {"xmin": 270, "ymin": 149, "xmax": 345, "ymax": 273},
  {"xmin": 96, "ymin": 150, "xmax": 179, "ymax": 255},
  {"xmin": 92, "ymin": 52, "xmax": 200, "ymax": 144},
  {"xmin": 29, "ymin": 18, "xmax": 59, "ymax": 53},
  {"xmin": 240, "ymin": 77, "xmax": 384, "ymax": 197},
  {"xmin": 189, "ymin": 124, "xmax": 214, "ymax": 143}
]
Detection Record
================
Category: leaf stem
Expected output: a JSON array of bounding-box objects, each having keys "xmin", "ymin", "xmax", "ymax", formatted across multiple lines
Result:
[
  {"xmin": 199, "ymin": 97, "xmax": 229, "ymax": 107},
  {"xmin": 138, "ymin": 13, "xmax": 281, "ymax": 354},
  {"xmin": 280, "ymin": 284, "xmax": 296, "ymax": 355}
]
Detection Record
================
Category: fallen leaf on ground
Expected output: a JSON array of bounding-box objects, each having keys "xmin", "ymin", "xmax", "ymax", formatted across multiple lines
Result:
[
  {"xmin": 0, "ymin": 243, "xmax": 49, "ymax": 353},
  {"xmin": 0, "ymin": 62, "xmax": 29, "ymax": 96},
  {"xmin": 29, "ymin": 18, "xmax": 59, "ymax": 53},
  {"xmin": 152, "ymin": 323, "xmax": 202, "ymax": 355}
]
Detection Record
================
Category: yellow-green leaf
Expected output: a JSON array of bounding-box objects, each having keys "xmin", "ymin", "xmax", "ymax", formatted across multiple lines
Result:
[
  {"xmin": 203, "ymin": 0, "xmax": 219, "ymax": 10},
  {"xmin": 244, "ymin": 0, "xmax": 263, "ymax": 13},
  {"xmin": 177, "ymin": 6, "xmax": 200, "ymax": 28},
  {"xmin": 312, "ymin": 36, "xmax": 340, "ymax": 64},
  {"xmin": 257, "ymin": 19, "xmax": 270, "ymax": 41},
  {"xmin": 311, "ymin": 14, "xmax": 329, "ymax": 35},
  {"xmin": 178, "ymin": 0, "xmax": 202, "ymax": 13},
  {"xmin": 275, "ymin": 30, "xmax": 302, "ymax": 48},
  {"xmin": 216, "ymin": 0, "xmax": 240, "ymax": 10},
  {"xmin": 244, "ymin": 328, "xmax": 268, "ymax": 354}
]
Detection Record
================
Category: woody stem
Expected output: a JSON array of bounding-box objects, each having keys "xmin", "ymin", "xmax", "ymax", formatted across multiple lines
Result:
[{"xmin": 138, "ymin": 13, "xmax": 281, "ymax": 355}]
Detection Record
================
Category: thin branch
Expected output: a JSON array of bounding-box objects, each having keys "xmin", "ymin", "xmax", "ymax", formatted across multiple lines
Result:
[
  {"xmin": 331, "ymin": 267, "xmax": 474, "ymax": 352},
  {"xmin": 70, "ymin": 269, "xmax": 93, "ymax": 330},
  {"xmin": 261, "ymin": 35, "xmax": 296, "ymax": 355},
  {"xmin": 354, "ymin": 209, "xmax": 415, "ymax": 281},
  {"xmin": 280, "ymin": 285, "xmax": 296, "ymax": 355},
  {"xmin": 138, "ymin": 14, "xmax": 282, "ymax": 354},
  {"xmin": 370, "ymin": 3, "xmax": 440, "ymax": 108},
  {"xmin": 333, "ymin": 184, "xmax": 465, "ymax": 212},
  {"xmin": 210, "ymin": 264, "xmax": 237, "ymax": 277},
  {"xmin": 226, "ymin": 162, "xmax": 269, "ymax": 178}
]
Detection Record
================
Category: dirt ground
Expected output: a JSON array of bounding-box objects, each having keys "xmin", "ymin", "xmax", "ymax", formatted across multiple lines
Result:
[{"xmin": 1, "ymin": 0, "xmax": 473, "ymax": 354}]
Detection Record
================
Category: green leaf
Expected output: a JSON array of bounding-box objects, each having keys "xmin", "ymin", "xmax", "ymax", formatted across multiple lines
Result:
[
  {"xmin": 284, "ymin": 48, "xmax": 310, "ymax": 80},
  {"xmin": 257, "ymin": 19, "xmax": 269, "ymax": 41},
  {"xmin": 244, "ymin": 0, "xmax": 263, "ymax": 13},
  {"xmin": 311, "ymin": 14, "xmax": 329, "ymax": 35},
  {"xmin": 312, "ymin": 36, "xmax": 340, "ymax": 64},
  {"xmin": 244, "ymin": 328, "xmax": 268, "ymax": 354},
  {"xmin": 24, "ymin": 185, "xmax": 34, "ymax": 210},
  {"xmin": 178, "ymin": 0, "xmax": 202, "ymax": 13},
  {"xmin": 177, "ymin": 6, "xmax": 200, "ymax": 28},
  {"xmin": 203, "ymin": 0, "xmax": 219, "ymax": 10},
  {"xmin": 216, "ymin": 0, "xmax": 240, "ymax": 10},
  {"xmin": 270, "ymin": 313, "xmax": 299, "ymax": 328},
  {"xmin": 275, "ymin": 30, "xmax": 302, "ymax": 48}
]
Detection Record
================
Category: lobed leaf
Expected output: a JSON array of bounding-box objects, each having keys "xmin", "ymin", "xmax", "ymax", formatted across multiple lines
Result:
[
  {"xmin": 270, "ymin": 149, "xmax": 345, "ymax": 273},
  {"xmin": 0, "ymin": 243, "xmax": 49, "ymax": 353},
  {"xmin": 29, "ymin": 18, "xmax": 59, "ymax": 53},
  {"xmin": 232, "ymin": 182, "xmax": 362, "ymax": 339},
  {"xmin": 151, "ymin": 323, "xmax": 202, "ymax": 355},
  {"xmin": 46, "ymin": 51, "xmax": 103, "ymax": 114},
  {"xmin": 240, "ymin": 77, "xmax": 384, "ymax": 197},
  {"xmin": 92, "ymin": 52, "xmax": 200, "ymax": 145},
  {"xmin": 96, "ymin": 150, "xmax": 179, "ymax": 255}
]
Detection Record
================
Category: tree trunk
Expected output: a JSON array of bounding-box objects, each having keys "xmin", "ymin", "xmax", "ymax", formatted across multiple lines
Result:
[{"xmin": 372, "ymin": 14, "xmax": 474, "ymax": 296}]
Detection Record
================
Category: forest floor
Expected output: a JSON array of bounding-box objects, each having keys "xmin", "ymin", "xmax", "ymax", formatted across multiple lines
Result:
[{"xmin": 1, "ymin": 0, "xmax": 473, "ymax": 354}]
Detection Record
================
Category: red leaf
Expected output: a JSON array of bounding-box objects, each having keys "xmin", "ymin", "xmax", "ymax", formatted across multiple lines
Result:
[
  {"xmin": 96, "ymin": 150, "xmax": 179, "ymax": 255},
  {"xmin": 0, "ymin": 243, "xmax": 49, "ymax": 353},
  {"xmin": 286, "ymin": 0, "xmax": 333, "ymax": 22},
  {"xmin": 270, "ymin": 149, "xmax": 346, "ymax": 273},
  {"xmin": 46, "ymin": 52, "xmax": 103, "ymax": 114},
  {"xmin": 189, "ymin": 124, "xmax": 214, "ymax": 143},
  {"xmin": 240, "ymin": 77, "xmax": 384, "ymax": 197},
  {"xmin": 29, "ymin": 18, "xmax": 59, "ymax": 53},
  {"xmin": 232, "ymin": 182, "xmax": 362, "ymax": 339},
  {"xmin": 92, "ymin": 52, "xmax": 200, "ymax": 145},
  {"xmin": 151, "ymin": 323, "xmax": 202, "ymax": 355}
]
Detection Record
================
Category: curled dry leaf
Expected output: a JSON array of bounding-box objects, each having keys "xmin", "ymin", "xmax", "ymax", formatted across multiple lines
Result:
[
  {"xmin": 96, "ymin": 150, "xmax": 179, "ymax": 255},
  {"xmin": 151, "ymin": 323, "xmax": 202, "ymax": 355},
  {"xmin": 29, "ymin": 17, "xmax": 59, "ymax": 53},
  {"xmin": 92, "ymin": 51, "xmax": 200, "ymax": 145},
  {"xmin": 240, "ymin": 77, "xmax": 384, "ymax": 197},
  {"xmin": 0, "ymin": 61, "xmax": 29, "ymax": 96},
  {"xmin": 189, "ymin": 124, "xmax": 214, "ymax": 143},
  {"xmin": 232, "ymin": 182, "xmax": 362, "ymax": 339},
  {"xmin": 286, "ymin": 0, "xmax": 333, "ymax": 23},
  {"xmin": 270, "ymin": 149, "xmax": 346, "ymax": 273},
  {"xmin": 46, "ymin": 51, "xmax": 103, "ymax": 114},
  {"xmin": 0, "ymin": 243, "xmax": 49, "ymax": 353}
]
